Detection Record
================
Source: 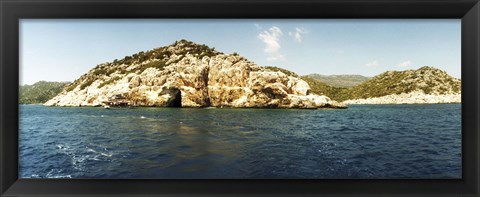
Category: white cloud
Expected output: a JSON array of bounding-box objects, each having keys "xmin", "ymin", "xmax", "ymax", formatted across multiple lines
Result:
[
  {"xmin": 258, "ymin": 26, "xmax": 284, "ymax": 61},
  {"xmin": 397, "ymin": 60, "xmax": 412, "ymax": 67},
  {"xmin": 366, "ymin": 60, "xmax": 379, "ymax": 67},
  {"xmin": 288, "ymin": 27, "xmax": 307, "ymax": 43}
]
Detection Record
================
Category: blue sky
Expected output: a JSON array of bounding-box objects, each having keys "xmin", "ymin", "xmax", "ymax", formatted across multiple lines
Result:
[{"xmin": 20, "ymin": 19, "xmax": 460, "ymax": 85}]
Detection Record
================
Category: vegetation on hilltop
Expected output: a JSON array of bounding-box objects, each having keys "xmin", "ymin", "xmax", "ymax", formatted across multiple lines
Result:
[
  {"xmin": 305, "ymin": 74, "xmax": 370, "ymax": 88},
  {"xmin": 300, "ymin": 77, "xmax": 347, "ymax": 100},
  {"xmin": 20, "ymin": 81, "xmax": 69, "ymax": 104},
  {"xmin": 64, "ymin": 39, "xmax": 223, "ymax": 91},
  {"xmin": 304, "ymin": 66, "xmax": 461, "ymax": 102},
  {"xmin": 342, "ymin": 66, "xmax": 460, "ymax": 99}
]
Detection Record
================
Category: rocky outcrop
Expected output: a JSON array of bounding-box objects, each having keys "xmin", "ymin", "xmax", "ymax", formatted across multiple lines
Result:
[{"xmin": 44, "ymin": 40, "xmax": 346, "ymax": 109}]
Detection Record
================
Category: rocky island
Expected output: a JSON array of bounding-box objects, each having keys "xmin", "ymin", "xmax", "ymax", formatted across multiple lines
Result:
[
  {"xmin": 44, "ymin": 40, "xmax": 346, "ymax": 109},
  {"xmin": 301, "ymin": 66, "xmax": 461, "ymax": 105}
]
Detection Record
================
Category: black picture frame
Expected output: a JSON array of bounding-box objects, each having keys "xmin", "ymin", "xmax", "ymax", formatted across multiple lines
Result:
[{"xmin": 1, "ymin": 0, "xmax": 479, "ymax": 196}]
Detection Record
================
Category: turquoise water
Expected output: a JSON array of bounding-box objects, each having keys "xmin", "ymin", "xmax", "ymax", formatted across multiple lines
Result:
[{"xmin": 19, "ymin": 104, "xmax": 461, "ymax": 179}]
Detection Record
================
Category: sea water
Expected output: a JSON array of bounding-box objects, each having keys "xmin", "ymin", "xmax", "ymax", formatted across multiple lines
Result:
[{"xmin": 19, "ymin": 104, "xmax": 461, "ymax": 179}]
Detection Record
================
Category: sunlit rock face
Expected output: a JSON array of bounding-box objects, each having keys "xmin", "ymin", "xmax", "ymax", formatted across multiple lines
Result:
[{"xmin": 44, "ymin": 40, "xmax": 346, "ymax": 109}]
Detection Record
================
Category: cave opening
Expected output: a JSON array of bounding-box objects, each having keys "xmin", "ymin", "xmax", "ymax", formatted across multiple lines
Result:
[{"xmin": 170, "ymin": 90, "xmax": 182, "ymax": 107}]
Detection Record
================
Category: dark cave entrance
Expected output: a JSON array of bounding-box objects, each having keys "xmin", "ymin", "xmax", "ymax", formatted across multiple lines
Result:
[{"xmin": 170, "ymin": 89, "xmax": 182, "ymax": 107}]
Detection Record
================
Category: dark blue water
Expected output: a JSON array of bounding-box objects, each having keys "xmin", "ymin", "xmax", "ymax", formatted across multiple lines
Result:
[{"xmin": 19, "ymin": 104, "xmax": 461, "ymax": 179}]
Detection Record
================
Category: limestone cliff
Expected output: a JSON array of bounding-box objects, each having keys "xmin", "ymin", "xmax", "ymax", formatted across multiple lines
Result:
[{"xmin": 45, "ymin": 40, "xmax": 346, "ymax": 109}]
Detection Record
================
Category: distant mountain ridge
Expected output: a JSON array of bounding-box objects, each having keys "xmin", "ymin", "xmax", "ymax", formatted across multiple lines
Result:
[{"xmin": 304, "ymin": 74, "xmax": 371, "ymax": 88}]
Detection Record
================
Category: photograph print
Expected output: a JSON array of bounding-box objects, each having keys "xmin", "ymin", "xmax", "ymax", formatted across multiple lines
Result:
[{"xmin": 19, "ymin": 19, "xmax": 461, "ymax": 179}]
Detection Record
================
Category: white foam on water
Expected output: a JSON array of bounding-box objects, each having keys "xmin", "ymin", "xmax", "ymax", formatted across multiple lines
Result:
[
  {"xmin": 100, "ymin": 152, "xmax": 113, "ymax": 157},
  {"xmin": 56, "ymin": 144, "xmax": 69, "ymax": 150},
  {"xmin": 45, "ymin": 169, "xmax": 72, "ymax": 178},
  {"xmin": 86, "ymin": 146, "xmax": 113, "ymax": 157},
  {"xmin": 91, "ymin": 157, "xmax": 101, "ymax": 161},
  {"xmin": 57, "ymin": 145, "xmax": 109, "ymax": 171},
  {"xmin": 48, "ymin": 175, "xmax": 73, "ymax": 178}
]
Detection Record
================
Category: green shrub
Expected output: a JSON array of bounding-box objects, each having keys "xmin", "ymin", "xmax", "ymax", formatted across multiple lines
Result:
[
  {"xmin": 80, "ymin": 78, "xmax": 95, "ymax": 90},
  {"xmin": 139, "ymin": 60, "xmax": 167, "ymax": 73},
  {"xmin": 265, "ymin": 66, "xmax": 299, "ymax": 77},
  {"xmin": 65, "ymin": 84, "xmax": 78, "ymax": 92},
  {"xmin": 301, "ymin": 76, "xmax": 347, "ymax": 101},
  {"xmin": 125, "ymin": 60, "xmax": 168, "ymax": 75},
  {"xmin": 169, "ymin": 55, "xmax": 184, "ymax": 65},
  {"xmin": 105, "ymin": 69, "xmax": 116, "ymax": 76},
  {"xmin": 93, "ymin": 69, "xmax": 107, "ymax": 75},
  {"xmin": 98, "ymin": 76, "xmax": 121, "ymax": 88}
]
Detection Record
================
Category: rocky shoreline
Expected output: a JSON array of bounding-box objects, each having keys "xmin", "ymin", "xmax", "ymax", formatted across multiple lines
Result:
[{"xmin": 342, "ymin": 91, "xmax": 461, "ymax": 104}]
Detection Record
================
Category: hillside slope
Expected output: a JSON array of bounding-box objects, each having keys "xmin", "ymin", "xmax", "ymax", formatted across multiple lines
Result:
[
  {"xmin": 341, "ymin": 66, "xmax": 461, "ymax": 104},
  {"xmin": 20, "ymin": 81, "xmax": 69, "ymax": 104},
  {"xmin": 305, "ymin": 74, "xmax": 370, "ymax": 88},
  {"xmin": 300, "ymin": 66, "xmax": 461, "ymax": 104}
]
